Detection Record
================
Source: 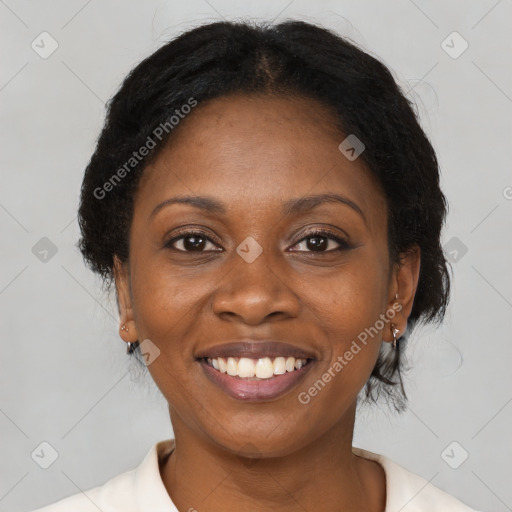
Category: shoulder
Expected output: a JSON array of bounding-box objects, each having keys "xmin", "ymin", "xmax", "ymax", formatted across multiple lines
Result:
[
  {"xmin": 31, "ymin": 466, "xmax": 138, "ymax": 512},
  {"xmin": 31, "ymin": 440, "xmax": 177, "ymax": 512},
  {"xmin": 352, "ymin": 447, "xmax": 481, "ymax": 512}
]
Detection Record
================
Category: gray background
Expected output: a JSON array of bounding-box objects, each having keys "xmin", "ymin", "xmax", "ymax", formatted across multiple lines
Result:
[{"xmin": 1, "ymin": 1, "xmax": 511, "ymax": 511}]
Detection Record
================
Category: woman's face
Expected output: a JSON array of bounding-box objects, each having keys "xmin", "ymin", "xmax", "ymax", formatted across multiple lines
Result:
[{"xmin": 115, "ymin": 94, "xmax": 418, "ymax": 457}]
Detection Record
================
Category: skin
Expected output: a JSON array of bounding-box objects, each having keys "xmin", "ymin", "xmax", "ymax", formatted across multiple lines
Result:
[{"xmin": 114, "ymin": 93, "xmax": 420, "ymax": 512}]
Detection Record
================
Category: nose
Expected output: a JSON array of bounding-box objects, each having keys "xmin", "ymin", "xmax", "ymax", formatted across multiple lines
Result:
[{"xmin": 211, "ymin": 247, "xmax": 301, "ymax": 325}]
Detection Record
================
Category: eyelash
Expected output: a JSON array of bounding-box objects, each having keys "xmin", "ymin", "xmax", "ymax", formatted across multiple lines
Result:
[
  {"xmin": 165, "ymin": 228, "xmax": 351, "ymax": 253},
  {"xmin": 290, "ymin": 229, "xmax": 351, "ymax": 252}
]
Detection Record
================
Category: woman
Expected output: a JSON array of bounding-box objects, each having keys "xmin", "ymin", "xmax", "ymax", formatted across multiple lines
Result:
[{"xmin": 34, "ymin": 19, "xmax": 481, "ymax": 512}]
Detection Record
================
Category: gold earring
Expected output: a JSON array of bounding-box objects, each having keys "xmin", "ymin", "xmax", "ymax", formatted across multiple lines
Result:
[{"xmin": 390, "ymin": 323, "xmax": 400, "ymax": 350}]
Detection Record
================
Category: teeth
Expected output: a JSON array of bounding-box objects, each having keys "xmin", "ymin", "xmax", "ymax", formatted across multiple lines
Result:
[
  {"xmin": 205, "ymin": 356, "xmax": 309, "ymax": 379},
  {"xmin": 273, "ymin": 356, "xmax": 286, "ymax": 375},
  {"xmin": 218, "ymin": 357, "xmax": 228, "ymax": 374},
  {"xmin": 255, "ymin": 357, "xmax": 274, "ymax": 379},
  {"xmin": 238, "ymin": 357, "xmax": 255, "ymax": 378},
  {"xmin": 227, "ymin": 357, "xmax": 238, "ymax": 376}
]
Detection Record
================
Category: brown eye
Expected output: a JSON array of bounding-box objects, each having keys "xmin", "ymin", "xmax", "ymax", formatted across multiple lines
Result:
[
  {"xmin": 289, "ymin": 230, "xmax": 351, "ymax": 253},
  {"xmin": 166, "ymin": 231, "xmax": 222, "ymax": 252}
]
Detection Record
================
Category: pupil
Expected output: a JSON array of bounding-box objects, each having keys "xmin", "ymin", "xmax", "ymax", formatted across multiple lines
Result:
[
  {"xmin": 184, "ymin": 236, "xmax": 205, "ymax": 251},
  {"xmin": 307, "ymin": 236, "xmax": 327, "ymax": 251}
]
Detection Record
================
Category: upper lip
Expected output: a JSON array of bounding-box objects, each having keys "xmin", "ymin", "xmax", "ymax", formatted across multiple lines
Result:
[{"xmin": 195, "ymin": 340, "xmax": 317, "ymax": 360}]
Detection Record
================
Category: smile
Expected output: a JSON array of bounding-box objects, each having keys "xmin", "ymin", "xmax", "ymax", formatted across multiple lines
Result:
[
  {"xmin": 198, "ymin": 356, "xmax": 315, "ymax": 401},
  {"xmin": 204, "ymin": 356, "xmax": 309, "ymax": 379}
]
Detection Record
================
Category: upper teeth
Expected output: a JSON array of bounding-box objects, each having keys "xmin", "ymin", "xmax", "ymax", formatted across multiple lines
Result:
[{"xmin": 206, "ymin": 356, "xmax": 308, "ymax": 379}]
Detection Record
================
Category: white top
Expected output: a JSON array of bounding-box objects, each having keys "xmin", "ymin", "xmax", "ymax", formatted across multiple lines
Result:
[{"xmin": 33, "ymin": 439, "xmax": 480, "ymax": 512}]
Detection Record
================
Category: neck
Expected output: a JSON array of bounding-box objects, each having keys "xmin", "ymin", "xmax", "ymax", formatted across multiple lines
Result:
[{"xmin": 160, "ymin": 403, "xmax": 386, "ymax": 512}]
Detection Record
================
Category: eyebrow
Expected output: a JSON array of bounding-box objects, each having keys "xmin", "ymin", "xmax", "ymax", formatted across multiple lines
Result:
[
  {"xmin": 282, "ymin": 193, "xmax": 365, "ymax": 221},
  {"xmin": 150, "ymin": 193, "xmax": 365, "ymax": 222},
  {"xmin": 150, "ymin": 195, "xmax": 226, "ymax": 219}
]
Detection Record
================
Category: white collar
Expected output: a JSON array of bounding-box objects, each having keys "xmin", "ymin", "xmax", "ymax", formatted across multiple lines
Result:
[{"xmin": 129, "ymin": 439, "xmax": 477, "ymax": 512}]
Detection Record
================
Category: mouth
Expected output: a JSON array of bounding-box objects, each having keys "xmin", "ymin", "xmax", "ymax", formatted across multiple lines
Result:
[
  {"xmin": 199, "ymin": 355, "xmax": 313, "ymax": 379},
  {"xmin": 196, "ymin": 352, "xmax": 316, "ymax": 402}
]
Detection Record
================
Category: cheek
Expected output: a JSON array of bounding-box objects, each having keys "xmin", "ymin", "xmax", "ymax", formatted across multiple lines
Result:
[
  {"xmin": 299, "ymin": 254, "xmax": 389, "ymax": 404},
  {"xmin": 128, "ymin": 266, "xmax": 207, "ymax": 405},
  {"xmin": 302, "ymin": 254, "xmax": 389, "ymax": 339},
  {"xmin": 131, "ymin": 258, "xmax": 205, "ymax": 336},
  {"xmin": 295, "ymin": 273, "xmax": 386, "ymax": 419},
  {"xmin": 130, "ymin": 264, "xmax": 202, "ymax": 407}
]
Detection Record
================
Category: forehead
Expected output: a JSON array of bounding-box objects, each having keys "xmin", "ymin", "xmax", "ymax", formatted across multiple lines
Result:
[{"xmin": 135, "ymin": 94, "xmax": 386, "ymax": 225}]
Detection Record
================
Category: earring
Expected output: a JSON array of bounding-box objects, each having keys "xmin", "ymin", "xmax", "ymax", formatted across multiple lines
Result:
[
  {"xmin": 121, "ymin": 324, "xmax": 128, "ymax": 332},
  {"xmin": 126, "ymin": 341, "xmax": 139, "ymax": 354},
  {"xmin": 390, "ymin": 323, "xmax": 400, "ymax": 350}
]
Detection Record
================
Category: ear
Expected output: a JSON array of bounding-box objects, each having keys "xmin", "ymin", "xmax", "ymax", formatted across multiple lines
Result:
[
  {"xmin": 383, "ymin": 245, "xmax": 421, "ymax": 342},
  {"xmin": 113, "ymin": 255, "xmax": 139, "ymax": 343}
]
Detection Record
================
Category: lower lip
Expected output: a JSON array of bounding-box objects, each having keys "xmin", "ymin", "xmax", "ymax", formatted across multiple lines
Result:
[{"xmin": 198, "ymin": 359, "xmax": 315, "ymax": 402}]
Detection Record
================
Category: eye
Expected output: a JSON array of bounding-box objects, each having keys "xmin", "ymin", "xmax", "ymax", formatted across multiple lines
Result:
[
  {"xmin": 165, "ymin": 228, "xmax": 350, "ymax": 253},
  {"xmin": 165, "ymin": 231, "xmax": 222, "ymax": 252},
  {"xmin": 289, "ymin": 229, "xmax": 351, "ymax": 253}
]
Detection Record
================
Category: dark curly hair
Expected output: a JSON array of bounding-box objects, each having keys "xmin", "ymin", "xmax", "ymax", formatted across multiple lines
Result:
[{"xmin": 77, "ymin": 19, "xmax": 451, "ymax": 412}]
